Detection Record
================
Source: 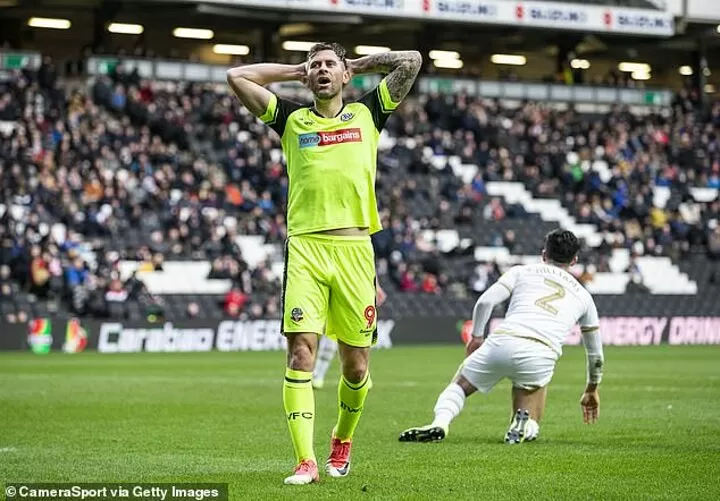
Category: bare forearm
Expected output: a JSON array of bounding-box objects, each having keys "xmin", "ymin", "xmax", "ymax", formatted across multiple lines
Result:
[
  {"xmin": 227, "ymin": 63, "xmax": 305, "ymax": 87},
  {"xmin": 226, "ymin": 62, "xmax": 305, "ymax": 117},
  {"xmin": 349, "ymin": 51, "xmax": 422, "ymax": 102},
  {"xmin": 350, "ymin": 51, "xmax": 421, "ymax": 75}
]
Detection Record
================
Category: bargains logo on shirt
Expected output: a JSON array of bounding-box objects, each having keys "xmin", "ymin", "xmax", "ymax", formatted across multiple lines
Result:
[{"xmin": 298, "ymin": 128, "xmax": 363, "ymax": 148}]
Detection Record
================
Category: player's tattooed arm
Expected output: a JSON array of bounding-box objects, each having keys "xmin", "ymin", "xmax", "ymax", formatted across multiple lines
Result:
[{"xmin": 348, "ymin": 51, "xmax": 423, "ymax": 102}]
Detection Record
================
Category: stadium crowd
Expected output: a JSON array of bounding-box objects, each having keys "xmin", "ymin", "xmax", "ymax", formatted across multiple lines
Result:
[{"xmin": 1, "ymin": 60, "xmax": 719, "ymax": 322}]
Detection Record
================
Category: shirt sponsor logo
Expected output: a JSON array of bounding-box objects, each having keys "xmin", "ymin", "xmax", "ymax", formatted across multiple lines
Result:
[
  {"xmin": 298, "ymin": 128, "xmax": 363, "ymax": 148},
  {"xmin": 435, "ymin": 0, "xmax": 497, "ymax": 17}
]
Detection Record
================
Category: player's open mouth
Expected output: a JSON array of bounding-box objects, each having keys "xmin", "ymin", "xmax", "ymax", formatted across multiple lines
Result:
[{"xmin": 318, "ymin": 76, "xmax": 331, "ymax": 85}]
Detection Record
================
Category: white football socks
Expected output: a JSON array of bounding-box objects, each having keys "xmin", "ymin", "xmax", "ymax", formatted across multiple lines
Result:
[
  {"xmin": 525, "ymin": 418, "xmax": 540, "ymax": 440},
  {"xmin": 431, "ymin": 382, "xmax": 466, "ymax": 431},
  {"xmin": 312, "ymin": 337, "xmax": 337, "ymax": 382}
]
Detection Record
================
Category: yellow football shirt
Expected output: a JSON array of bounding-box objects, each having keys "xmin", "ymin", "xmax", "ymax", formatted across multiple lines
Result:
[{"xmin": 259, "ymin": 78, "xmax": 400, "ymax": 236}]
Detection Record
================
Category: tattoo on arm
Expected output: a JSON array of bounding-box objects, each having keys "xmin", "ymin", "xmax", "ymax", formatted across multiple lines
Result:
[{"xmin": 351, "ymin": 51, "xmax": 422, "ymax": 102}]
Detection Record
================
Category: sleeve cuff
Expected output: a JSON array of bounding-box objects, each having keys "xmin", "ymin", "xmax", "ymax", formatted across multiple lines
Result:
[
  {"xmin": 378, "ymin": 78, "xmax": 400, "ymax": 113},
  {"xmin": 258, "ymin": 93, "xmax": 278, "ymax": 124}
]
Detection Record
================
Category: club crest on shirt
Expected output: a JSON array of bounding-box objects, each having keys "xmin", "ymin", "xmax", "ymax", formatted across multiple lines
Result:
[
  {"xmin": 340, "ymin": 112, "xmax": 354, "ymax": 122},
  {"xmin": 291, "ymin": 307, "xmax": 304, "ymax": 323}
]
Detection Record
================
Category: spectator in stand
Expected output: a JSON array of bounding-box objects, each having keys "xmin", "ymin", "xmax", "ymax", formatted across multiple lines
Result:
[
  {"xmin": 578, "ymin": 265, "xmax": 595, "ymax": 287},
  {"xmin": 421, "ymin": 273, "xmax": 441, "ymax": 294},
  {"xmin": 470, "ymin": 173, "xmax": 486, "ymax": 198},
  {"xmin": 400, "ymin": 267, "xmax": 418, "ymax": 293},
  {"xmin": 29, "ymin": 246, "xmax": 51, "ymax": 298},
  {"xmin": 224, "ymin": 286, "xmax": 248, "ymax": 318},
  {"xmin": 624, "ymin": 256, "xmax": 651, "ymax": 293},
  {"xmin": 186, "ymin": 302, "xmax": 200, "ymax": 318},
  {"xmin": 0, "ymin": 265, "xmax": 16, "ymax": 311},
  {"xmin": 247, "ymin": 302, "xmax": 264, "ymax": 320},
  {"xmin": 483, "ymin": 198, "xmax": 506, "ymax": 221},
  {"xmin": 503, "ymin": 230, "xmax": 517, "ymax": 254},
  {"xmin": 470, "ymin": 264, "xmax": 489, "ymax": 294},
  {"xmin": 105, "ymin": 273, "xmax": 128, "ymax": 303},
  {"xmin": 708, "ymin": 221, "xmax": 720, "ymax": 286},
  {"xmin": 65, "ymin": 256, "xmax": 89, "ymax": 289},
  {"xmin": 5, "ymin": 309, "xmax": 28, "ymax": 325},
  {"xmin": 264, "ymin": 295, "xmax": 280, "ymax": 319}
]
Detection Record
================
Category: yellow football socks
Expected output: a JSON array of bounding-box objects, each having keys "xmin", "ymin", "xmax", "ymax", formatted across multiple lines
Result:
[
  {"xmin": 334, "ymin": 372, "xmax": 371, "ymax": 441},
  {"xmin": 283, "ymin": 368, "xmax": 316, "ymax": 463}
]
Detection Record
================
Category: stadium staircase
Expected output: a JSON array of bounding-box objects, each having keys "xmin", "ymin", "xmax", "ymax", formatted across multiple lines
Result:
[{"xmin": 377, "ymin": 136, "xmax": 701, "ymax": 295}]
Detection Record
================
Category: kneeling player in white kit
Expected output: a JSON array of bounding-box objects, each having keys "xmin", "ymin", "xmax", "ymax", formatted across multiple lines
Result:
[
  {"xmin": 399, "ymin": 230, "xmax": 604, "ymax": 444},
  {"xmin": 312, "ymin": 335, "xmax": 340, "ymax": 390}
]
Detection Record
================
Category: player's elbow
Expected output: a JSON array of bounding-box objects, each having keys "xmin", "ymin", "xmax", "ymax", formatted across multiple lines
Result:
[
  {"xmin": 226, "ymin": 70, "xmax": 255, "ymax": 105},
  {"xmin": 476, "ymin": 296, "xmax": 494, "ymax": 307},
  {"xmin": 226, "ymin": 70, "xmax": 240, "ymax": 92},
  {"xmin": 407, "ymin": 51, "xmax": 423, "ymax": 70},
  {"xmin": 392, "ymin": 51, "xmax": 422, "ymax": 75},
  {"xmin": 227, "ymin": 65, "xmax": 247, "ymax": 78},
  {"xmin": 226, "ymin": 67, "xmax": 247, "ymax": 86},
  {"xmin": 476, "ymin": 288, "xmax": 501, "ymax": 308},
  {"xmin": 474, "ymin": 296, "xmax": 496, "ymax": 313}
]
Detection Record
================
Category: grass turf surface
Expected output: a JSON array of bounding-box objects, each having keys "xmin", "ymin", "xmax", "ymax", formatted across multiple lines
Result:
[{"xmin": 2, "ymin": 345, "xmax": 720, "ymax": 500}]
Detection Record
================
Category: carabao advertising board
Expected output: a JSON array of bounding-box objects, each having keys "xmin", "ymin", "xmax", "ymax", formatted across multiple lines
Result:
[{"xmin": 2, "ymin": 315, "xmax": 719, "ymax": 353}]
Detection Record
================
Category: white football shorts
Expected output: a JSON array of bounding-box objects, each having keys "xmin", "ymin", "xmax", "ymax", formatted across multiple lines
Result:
[{"xmin": 459, "ymin": 333, "xmax": 558, "ymax": 393}]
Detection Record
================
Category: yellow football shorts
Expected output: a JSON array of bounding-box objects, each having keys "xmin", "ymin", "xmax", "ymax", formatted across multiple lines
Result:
[{"xmin": 281, "ymin": 233, "xmax": 377, "ymax": 348}]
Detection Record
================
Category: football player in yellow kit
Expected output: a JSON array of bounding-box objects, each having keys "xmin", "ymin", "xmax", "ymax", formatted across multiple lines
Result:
[{"xmin": 227, "ymin": 42, "xmax": 421, "ymax": 485}]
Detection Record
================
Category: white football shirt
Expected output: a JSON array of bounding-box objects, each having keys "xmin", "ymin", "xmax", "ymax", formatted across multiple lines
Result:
[{"xmin": 493, "ymin": 263, "xmax": 599, "ymax": 355}]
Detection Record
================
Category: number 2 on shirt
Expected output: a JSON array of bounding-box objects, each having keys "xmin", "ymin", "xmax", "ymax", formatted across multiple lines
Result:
[{"xmin": 535, "ymin": 279, "xmax": 565, "ymax": 316}]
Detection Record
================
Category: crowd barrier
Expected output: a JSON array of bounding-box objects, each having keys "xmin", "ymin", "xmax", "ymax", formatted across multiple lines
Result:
[{"xmin": 2, "ymin": 315, "xmax": 720, "ymax": 354}]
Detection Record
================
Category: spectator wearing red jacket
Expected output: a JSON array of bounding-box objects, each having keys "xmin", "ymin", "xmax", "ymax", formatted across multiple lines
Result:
[{"xmin": 224, "ymin": 287, "xmax": 248, "ymax": 317}]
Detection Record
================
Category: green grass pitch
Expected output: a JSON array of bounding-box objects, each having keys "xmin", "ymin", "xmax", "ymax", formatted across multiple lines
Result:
[{"xmin": 2, "ymin": 345, "xmax": 720, "ymax": 500}]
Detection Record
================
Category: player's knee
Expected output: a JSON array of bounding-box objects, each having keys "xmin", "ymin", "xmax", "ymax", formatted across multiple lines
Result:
[
  {"xmin": 454, "ymin": 375, "xmax": 478, "ymax": 396},
  {"xmin": 342, "ymin": 362, "xmax": 368, "ymax": 385},
  {"xmin": 287, "ymin": 343, "xmax": 314, "ymax": 372}
]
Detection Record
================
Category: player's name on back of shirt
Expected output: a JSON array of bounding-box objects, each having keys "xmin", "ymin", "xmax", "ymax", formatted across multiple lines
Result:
[{"xmin": 527, "ymin": 264, "xmax": 584, "ymax": 294}]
